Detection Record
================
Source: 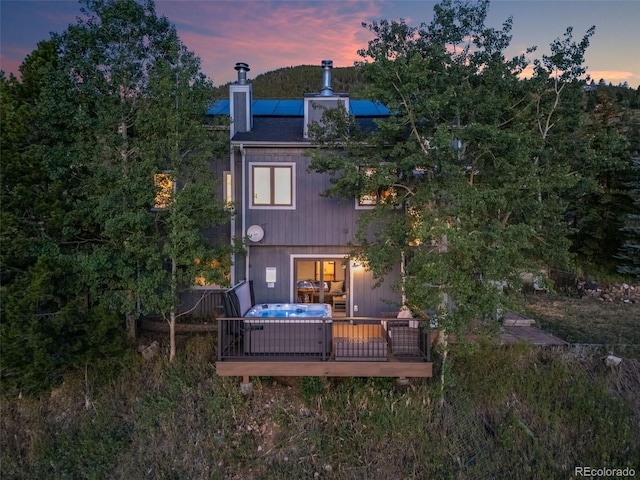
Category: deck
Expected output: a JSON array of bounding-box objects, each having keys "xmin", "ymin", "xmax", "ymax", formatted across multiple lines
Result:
[{"xmin": 216, "ymin": 317, "xmax": 433, "ymax": 379}]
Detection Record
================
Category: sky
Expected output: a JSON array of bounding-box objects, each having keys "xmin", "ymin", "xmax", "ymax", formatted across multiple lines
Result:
[{"xmin": 1, "ymin": 0, "xmax": 639, "ymax": 89}]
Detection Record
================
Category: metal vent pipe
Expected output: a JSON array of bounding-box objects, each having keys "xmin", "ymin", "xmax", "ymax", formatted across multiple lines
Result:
[
  {"xmin": 320, "ymin": 59, "xmax": 333, "ymax": 96},
  {"xmin": 235, "ymin": 62, "xmax": 250, "ymax": 84}
]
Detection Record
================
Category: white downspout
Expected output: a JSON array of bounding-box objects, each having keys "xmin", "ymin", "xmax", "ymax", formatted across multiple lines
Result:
[
  {"xmin": 240, "ymin": 144, "xmax": 249, "ymax": 282},
  {"xmin": 229, "ymin": 148, "xmax": 236, "ymax": 286},
  {"xmin": 401, "ymin": 251, "xmax": 407, "ymax": 307}
]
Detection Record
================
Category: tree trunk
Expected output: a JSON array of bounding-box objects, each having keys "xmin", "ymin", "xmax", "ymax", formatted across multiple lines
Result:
[
  {"xmin": 439, "ymin": 327, "xmax": 449, "ymax": 408},
  {"xmin": 169, "ymin": 256, "xmax": 178, "ymax": 362},
  {"xmin": 438, "ymin": 235, "xmax": 450, "ymax": 409},
  {"xmin": 169, "ymin": 308, "xmax": 177, "ymax": 362},
  {"xmin": 126, "ymin": 285, "xmax": 137, "ymax": 341},
  {"xmin": 119, "ymin": 108, "xmax": 137, "ymax": 341},
  {"xmin": 126, "ymin": 311, "xmax": 137, "ymax": 341}
]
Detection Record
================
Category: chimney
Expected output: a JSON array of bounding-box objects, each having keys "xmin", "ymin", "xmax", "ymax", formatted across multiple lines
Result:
[
  {"xmin": 319, "ymin": 59, "xmax": 333, "ymax": 96},
  {"xmin": 229, "ymin": 62, "xmax": 253, "ymax": 137},
  {"xmin": 235, "ymin": 62, "xmax": 250, "ymax": 84},
  {"xmin": 303, "ymin": 59, "xmax": 348, "ymax": 139}
]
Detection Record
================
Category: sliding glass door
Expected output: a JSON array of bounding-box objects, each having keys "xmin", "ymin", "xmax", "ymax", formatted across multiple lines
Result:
[{"xmin": 294, "ymin": 257, "xmax": 348, "ymax": 307}]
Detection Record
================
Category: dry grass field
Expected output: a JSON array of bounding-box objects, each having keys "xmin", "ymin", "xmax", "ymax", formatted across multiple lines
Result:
[
  {"xmin": 2, "ymin": 292, "xmax": 639, "ymax": 479},
  {"xmin": 525, "ymin": 292, "xmax": 640, "ymax": 348}
]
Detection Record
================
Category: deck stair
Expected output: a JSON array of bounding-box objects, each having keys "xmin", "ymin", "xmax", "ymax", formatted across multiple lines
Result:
[{"xmin": 502, "ymin": 312, "xmax": 536, "ymax": 327}]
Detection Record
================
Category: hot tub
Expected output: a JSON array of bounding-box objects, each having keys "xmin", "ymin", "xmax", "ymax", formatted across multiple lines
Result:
[
  {"xmin": 244, "ymin": 303, "xmax": 332, "ymax": 355},
  {"xmin": 222, "ymin": 282, "xmax": 333, "ymax": 356},
  {"xmin": 245, "ymin": 303, "xmax": 332, "ymax": 318}
]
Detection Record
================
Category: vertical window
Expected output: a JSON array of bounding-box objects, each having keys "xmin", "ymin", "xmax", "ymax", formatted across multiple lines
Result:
[
  {"xmin": 250, "ymin": 163, "xmax": 295, "ymax": 208},
  {"xmin": 223, "ymin": 171, "xmax": 232, "ymax": 207},
  {"xmin": 153, "ymin": 173, "xmax": 173, "ymax": 210},
  {"xmin": 253, "ymin": 166, "xmax": 272, "ymax": 205}
]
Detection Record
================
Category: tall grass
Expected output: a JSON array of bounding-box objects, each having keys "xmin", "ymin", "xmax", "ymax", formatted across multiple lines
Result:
[{"xmin": 2, "ymin": 335, "xmax": 638, "ymax": 479}]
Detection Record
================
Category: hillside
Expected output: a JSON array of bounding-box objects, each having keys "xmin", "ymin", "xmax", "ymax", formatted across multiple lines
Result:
[
  {"xmin": 2, "ymin": 294, "xmax": 638, "ymax": 479},
  {"xmin": 212, "ymin": 64, "xmax": 369, "ymax": 99},
  {"xmin": 211, "ymin": 65, "xmax": 640, "ymax": 105}
]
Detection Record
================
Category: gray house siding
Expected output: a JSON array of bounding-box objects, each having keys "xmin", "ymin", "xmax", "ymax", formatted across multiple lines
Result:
[
  {"xmin": 350, "ymin": 263, "xmax": 403, "ymax": 317},
  {"xmin": 245, "ymin": 245, "xmax": 401, "ymax": 318},
  {"xmin": 228, "ymin": 145, "xmax": 403, "ymax": 317},
  {"xmin": 241, "ymin": 147, "xmax": 359, "ymax": 246}
]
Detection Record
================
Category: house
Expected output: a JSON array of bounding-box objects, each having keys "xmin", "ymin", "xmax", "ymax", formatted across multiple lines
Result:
[
  {"xmin": 205, "ymin": 60, "xmax": 404, "ymax": 317},
  {"xmin": 205, "ymin": 61, "xmax": 432, "ymax": 381}
]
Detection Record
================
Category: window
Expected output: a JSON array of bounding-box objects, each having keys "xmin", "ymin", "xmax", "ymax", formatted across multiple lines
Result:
[
  {"xmin": 223, "ymin": 171, "xmax": 232, "ymax": 207},
  {"xmin": 153, "ymin": 173, "xmax": 173, "ymax": 210},
  {"xmin": 357, "ymin": 188, "xmax": 396, "ymax": 208},
  {"xmin": 355, "ymin": 166, "xmax": 396, "ymax": 209},
  {"xmin": 250, "ymin": 163, "xmax": 295, "ymax": 209},
  {"xmin": 194, "ymin": 258, "xmax": 230, "ymax": 288},
  {"xmin": 407, "ymin": 207, "xmax": 423, "ymax": 246}
]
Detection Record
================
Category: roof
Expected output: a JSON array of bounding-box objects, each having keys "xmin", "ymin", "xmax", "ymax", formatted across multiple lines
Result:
[
  {"xmin": 229, "ymin": 116, "xmax": 382, "ymax": 144},
  {"xmin": 206, "ymin": 99, "xmax": 390, "ymax": 117},
  {"xmin": 207, "ymin": 98, "xmax": 389, "ymax": 144},
  {"xmin": 233, "ymin": 117, "xmax": 305, "ymax": 143}
]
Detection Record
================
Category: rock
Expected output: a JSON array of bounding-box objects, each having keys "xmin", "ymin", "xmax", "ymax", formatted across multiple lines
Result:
[
  {"xmin": 605, "ymin": 355, "xmax": 623, "ymax": 367},
  {"xmin": 623, "ymin": 284, "xmax": 631, "ymax": 303},
  {"xmin": 584, "ymin": 281, "xmax": 598, "ymax": 291},
  {"xmin": 141, "ymin": 341, "xmax": 159, "ymax": 360},
  {"xmin": 240, "ymin": 381, "xmax": 253, "ymax": 396}
]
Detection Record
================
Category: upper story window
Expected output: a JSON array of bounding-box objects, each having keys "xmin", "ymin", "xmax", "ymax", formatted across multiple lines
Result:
[
  {"xmin": 355, "ymin": 167, "xmax": 396, "ymax": 209},
  {"xmin": 250, "ymin": 162, "xmax": 295, "ymax": 209},
  {"xmin": 153, "ymin": 173, "xmax": 173, "ymax": 210},
  {"xmin": 356, "ymin": 187, "xmax": 396, "ymax": 208}
]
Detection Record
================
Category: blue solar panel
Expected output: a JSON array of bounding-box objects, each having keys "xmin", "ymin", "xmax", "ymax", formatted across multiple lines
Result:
[
  {"xmin": 273, "ymin": 100, "xmax": 304, "ymax": 116},
  {"xmin": 207, "ymin": 99, "xmax": 389, "ymax": 117},
  {"xmin": 350, "ymin": 100, "xmax": 390, "ymax": 116},
  {"xmin": 206, "ymin": 99, "xmax": 229, "ymax": 115},
  {"xmin": 253, "ymin": 100, "xmax": 279, "ymax": 115}
]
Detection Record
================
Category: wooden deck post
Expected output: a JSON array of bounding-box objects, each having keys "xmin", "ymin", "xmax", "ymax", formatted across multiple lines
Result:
[{"xmin": 395, "ymin": 377, "xmax": 410, "ymax": 391}]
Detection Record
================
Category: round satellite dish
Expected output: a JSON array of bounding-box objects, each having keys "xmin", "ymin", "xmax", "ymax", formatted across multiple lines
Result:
[{"xmin": 247, "ymin": 225, "xmax": 264, "ymax": 242}]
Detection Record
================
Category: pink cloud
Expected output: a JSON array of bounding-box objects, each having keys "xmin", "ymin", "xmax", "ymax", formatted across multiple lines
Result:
[
  {"xmin": 588, "ymin": 70, "xmax": 638, "ymax": 85},
  {"xmin": 0, "ymin": 54, "xmax": 23, "ymax": 78},
  {"xmin": 0, "ymin": 43, "xmax": 34, "ymax": 77},
  {"xmin": 157, "ymin": 1, "xmax": 382, "ymax": 85}
]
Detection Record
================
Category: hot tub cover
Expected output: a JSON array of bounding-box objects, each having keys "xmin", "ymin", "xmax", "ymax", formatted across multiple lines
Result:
[{"xmin": 223, "ymin": 281, "xmax": 255, "ymax": 317}]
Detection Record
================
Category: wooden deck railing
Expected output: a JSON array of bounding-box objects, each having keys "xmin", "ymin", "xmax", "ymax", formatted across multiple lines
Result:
[{"xmin": 217, "ymin": 317, "xmax": 431, "ymax": 364}]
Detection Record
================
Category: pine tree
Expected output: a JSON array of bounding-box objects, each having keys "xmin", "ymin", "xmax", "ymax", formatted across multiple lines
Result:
[
  {"xmin": 46, "ymin": 0, "xmax": 233, "ymax": 358},
  {"xmin": 308, "ymin": 0, "xmax": 595, "ymax": 331},
  {"xmin": 1, "ymin": 0, "xmax": 234, "ymax": 386},
  {"xmin": 616, "ymin": 157, "xmax": 640, "ymax": 277}
]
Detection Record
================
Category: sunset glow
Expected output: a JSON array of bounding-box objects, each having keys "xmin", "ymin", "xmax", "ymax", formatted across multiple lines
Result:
[{"xmin": 1, "ymin": 1, "xmax": 639, "ymax": 88}]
